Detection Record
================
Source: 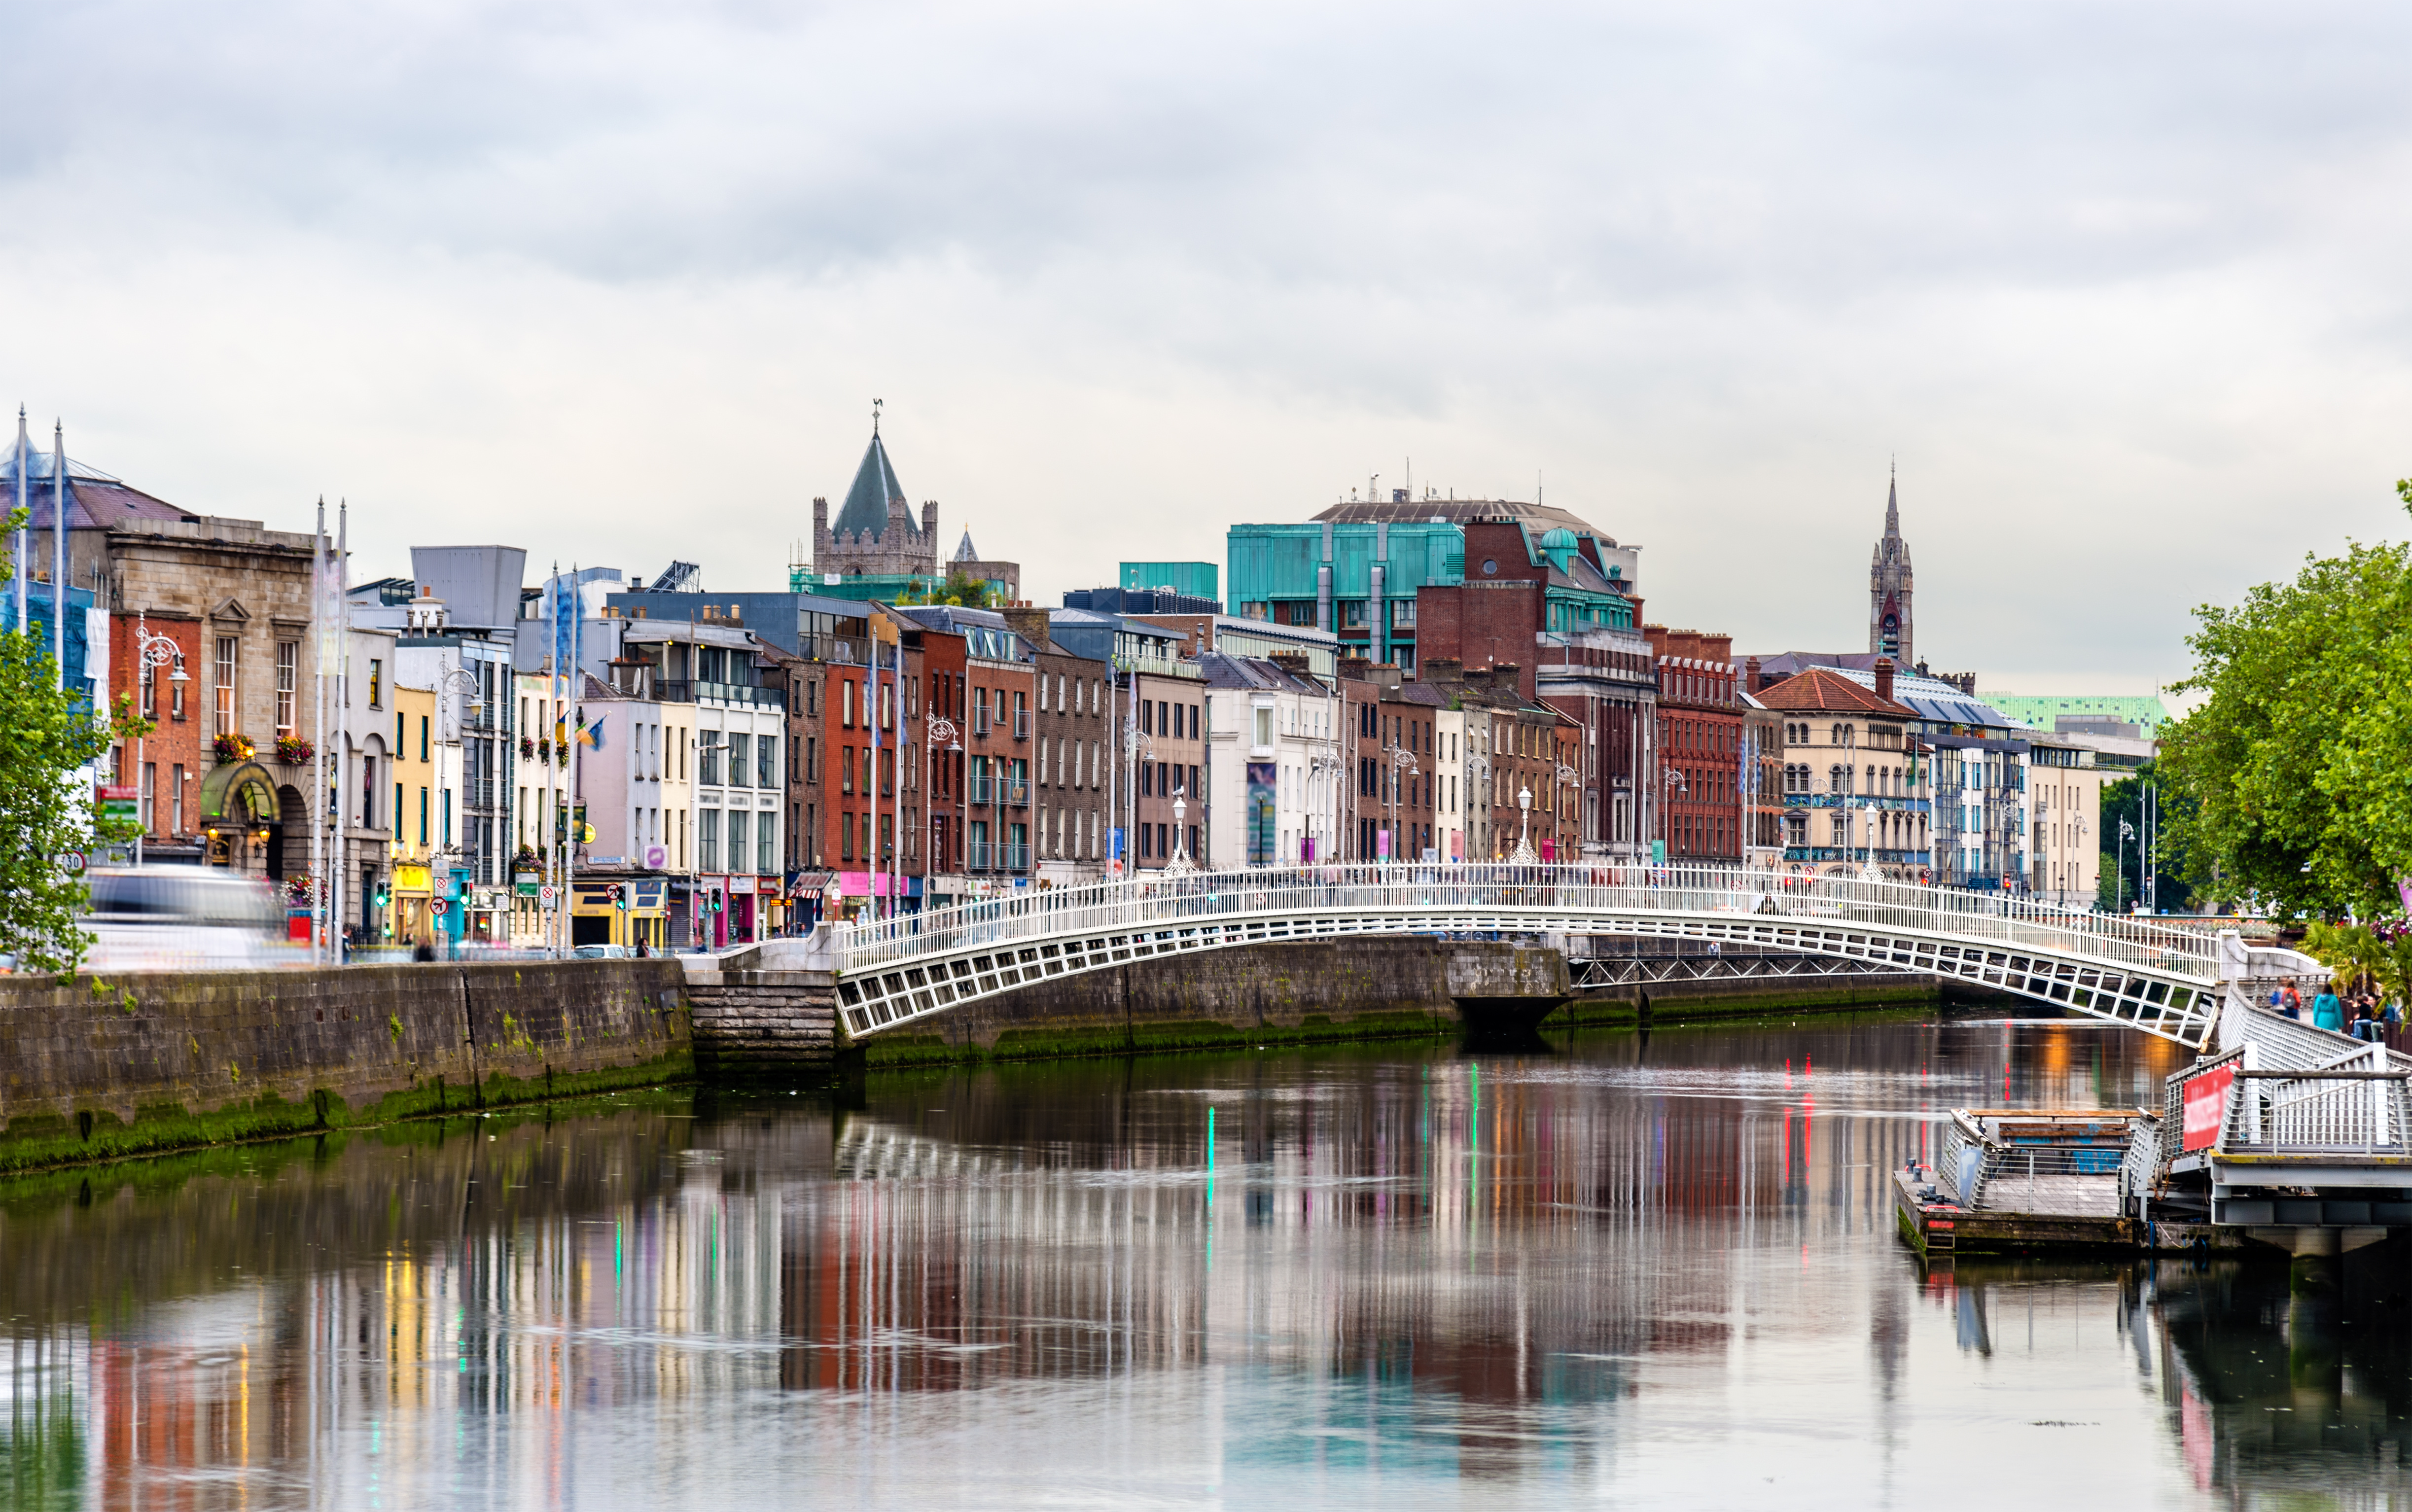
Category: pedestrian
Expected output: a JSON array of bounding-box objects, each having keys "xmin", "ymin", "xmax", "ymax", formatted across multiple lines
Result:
[
  {"xmin": 2281, "ymin": 983, "xmax": 2303, "ymax": 1020},
  {"xmin": 2312, "ymin": 981, "xmax": 2346, "ymax": 1033},
  {"xmin": 411, "ymin": 935, "xmax": 435, "ymax": 963}
]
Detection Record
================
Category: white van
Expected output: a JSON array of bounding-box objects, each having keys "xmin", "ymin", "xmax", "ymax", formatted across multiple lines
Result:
[{"xmin": 80, "ymin": 869, "xmax": 296, "ymax": 972}]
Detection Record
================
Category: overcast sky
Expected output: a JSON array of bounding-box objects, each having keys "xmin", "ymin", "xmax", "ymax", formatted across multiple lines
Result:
[{"xmin": 4, "ymin": 0, "xmax": 2407, "ymax": 695}]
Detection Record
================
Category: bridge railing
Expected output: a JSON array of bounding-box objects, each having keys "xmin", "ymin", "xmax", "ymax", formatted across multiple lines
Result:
[{"xmin": 833, "ymin": 862, "xmax": 2220, "ymax": 979}]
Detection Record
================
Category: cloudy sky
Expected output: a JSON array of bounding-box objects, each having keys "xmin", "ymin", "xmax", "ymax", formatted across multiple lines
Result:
[{"xmin": 4, "ymin": 0, "xmax": 2407, "ymax": 694}]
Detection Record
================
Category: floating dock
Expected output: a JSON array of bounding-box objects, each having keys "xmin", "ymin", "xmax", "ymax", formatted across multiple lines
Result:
[{"xmin": 1896, "ymin": 1108, "xmax": 2253, "ymax": 1256}]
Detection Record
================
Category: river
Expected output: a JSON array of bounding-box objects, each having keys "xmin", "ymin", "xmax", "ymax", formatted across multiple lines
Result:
[{"xmin": 1, "ymin": 1008, "xmax": 2407, "ymax": 1508}]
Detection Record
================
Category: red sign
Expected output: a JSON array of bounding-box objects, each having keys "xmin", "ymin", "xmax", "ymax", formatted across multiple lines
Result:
[
  {"xmin": 2182, "ymin": 1064, "xmax": 2235, "ymax": 1151},
  {"xmin": 95, "ymin": 784, "xmax": 136, "ymax": 802}
]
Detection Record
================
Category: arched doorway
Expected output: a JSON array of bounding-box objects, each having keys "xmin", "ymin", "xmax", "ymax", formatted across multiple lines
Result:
[{"xmin": 196, "ymin": 760, "xmax": 280, "ymax": 876}]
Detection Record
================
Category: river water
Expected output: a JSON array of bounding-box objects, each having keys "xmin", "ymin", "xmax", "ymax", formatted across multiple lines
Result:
[{"xmin": 2, "ymin": 1009, "xmax": 2409, "ymax": 1509}]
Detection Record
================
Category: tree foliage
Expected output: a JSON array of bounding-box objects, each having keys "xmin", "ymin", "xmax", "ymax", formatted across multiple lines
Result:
[
  {"xmin": 898, "ymin": 571, "xmax": 997, "ymax": 608},
  {"xmin": 2158, "ymin": 479, "xmax": 2412, "ymax": 919},
  {"xmin": 0, "ymin": 513, "xmax": 141, "ymax": 973},
  {"xmin": 2093, "ymin": 762, "xmax": 2194, "ymax": 914}
]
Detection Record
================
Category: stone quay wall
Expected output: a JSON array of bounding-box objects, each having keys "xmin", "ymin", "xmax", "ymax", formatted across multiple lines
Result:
[{"xmin": 0, "ymin": 960, "xmax": 691, "ymax": 1172}]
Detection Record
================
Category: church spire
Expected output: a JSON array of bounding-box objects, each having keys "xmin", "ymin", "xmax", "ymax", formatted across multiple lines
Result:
[{"xmin": 1869, "ymin": 468, "xmax": 1913, "ymax": 666}]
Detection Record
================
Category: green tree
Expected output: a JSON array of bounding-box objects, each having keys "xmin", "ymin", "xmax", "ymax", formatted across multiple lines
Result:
[
  {"xmin": 2157, "ymin": 478, "xmax": 2412, "ymax": 919},
  {"xmin": 0, "ymin": 512, "xmax": 142, "ymax": 973},
  {"xmin": 899, "ymin": 571, "xmax": 996, "ymax": 608}
]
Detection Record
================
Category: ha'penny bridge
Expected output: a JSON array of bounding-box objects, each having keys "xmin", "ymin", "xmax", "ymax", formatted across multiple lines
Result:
[
  {"xmin": 799, "ymin": 863, "xmax": 2409, "ymax": 1251},
  {"xmin": 832, "ymin": 863, "xmax": 2226, "ymax": 1042}
]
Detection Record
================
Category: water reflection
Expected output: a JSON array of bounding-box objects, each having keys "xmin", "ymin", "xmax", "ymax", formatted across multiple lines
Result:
[{"xmin": 0, "ymin": 1016, "xmax": 2402, "ymax": 1506}]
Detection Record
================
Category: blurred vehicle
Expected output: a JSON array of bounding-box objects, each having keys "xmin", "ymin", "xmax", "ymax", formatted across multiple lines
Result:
[
  {"xmin": 570, "ymin": 943, "xmax": 632, "ymax": 960},
  {"xmin": 80, "ymin": 868, "xmax": 300, "ymax": 972}
]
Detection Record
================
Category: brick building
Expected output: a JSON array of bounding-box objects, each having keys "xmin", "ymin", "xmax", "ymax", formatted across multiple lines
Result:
[
  {"xmin": 1001, "ymin": 607, "xmax": 1110, "ymax": 885},
  {"xmin": 11, "ymin": 438, "xmax": 329, "ymax": 879},
  {"xmin": 1130, "ymin": 668, "xmax": 1207, "ymax": 870},
  {"xmin": 1414, "ymin": 520, "xmax": 1656, "ymax": 858},
  {"xmin": 1646, "ymin": 626, "xmax": 1742, "ymax": 866}
]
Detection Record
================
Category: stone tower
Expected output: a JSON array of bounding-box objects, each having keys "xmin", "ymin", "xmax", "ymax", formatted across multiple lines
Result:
[
  {"xmin": 810, "ymin": 420, "xmax": 939, "ymax": 582},
  {"xmin": 1868, "ymin": 473, "xmax": 1913, "ymax": 667}
]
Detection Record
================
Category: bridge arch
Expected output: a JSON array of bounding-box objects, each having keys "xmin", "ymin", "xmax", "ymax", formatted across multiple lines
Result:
[{"xmin": 833, "ymin": 865, "xmax": 2226, "ymax": 1046}]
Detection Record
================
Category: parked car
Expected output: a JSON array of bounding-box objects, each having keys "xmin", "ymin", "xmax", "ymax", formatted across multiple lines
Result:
[
  {"xmin": 571, "ymin": 943, "xmax": 632, "ymax": 960},
  {"xmin": 80, "ymin": 868, "xmax": 298, "ymax": 972}
]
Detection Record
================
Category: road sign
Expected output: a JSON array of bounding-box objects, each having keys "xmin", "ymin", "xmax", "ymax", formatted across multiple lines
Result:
[
  {"xmin": 539, "ymin": 885, "xmax": 557, "ymax": 909},
  {"xmin": 59, "ymin": 850, "xmax": 86, "ymax": 872},
  {"xmin": 429, "ymin": 899, "xmax": 449, "ymax": 916}
]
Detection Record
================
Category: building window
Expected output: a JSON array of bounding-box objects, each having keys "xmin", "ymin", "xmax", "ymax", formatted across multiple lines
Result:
[
  {"xmin": 728, "ymin": 733, "xmax": 751, "ymax": 788},
  {"xmin": 699, "ymin": 731, "xmax": 723, "ymax": 786},
  {"xmin": 171, "ymin": 764, "xmax": 184, "ymax": 832},
  {"xmin": 214, "ymin": 636, "xmax": 238, "ymax": 736},
  {"xmin": 758, "ymin": 736, "xmax": 777, "ymax": 788},
  {"xmin": 419, "ymin": 786, "xmax": 429, "ymax": 846},
  {"xmin": 420, "ymin": 715, "xmax": 429, "ymax": 764},
  {"xmin": 368, "ymin": 658, "xmax": 383, "ymax": 709},
  {"xmin": 758, "ymin": 812, "xmax": 776, "ymax": 873},
  {"xmin": 275, "ymin": 641, "xmax": 298, "ymax": 734},
  {"xmin": 728, "ymin": 810, "xmax": 749, "ymax": 873},
  {"xmin": 699, "ymin": 809, "xmax": 720, "ymax": 872}
]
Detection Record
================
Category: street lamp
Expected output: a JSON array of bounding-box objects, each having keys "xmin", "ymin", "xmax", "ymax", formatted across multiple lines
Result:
[
  {"xmin": 1306, "ymin": 751, "xmax": 1343, "ymax": 862},
  {"xmin": 1554, "ymin": 761, "xmax": 1580, "ymax": 862},
  {"xmin": 1165, "ymin": 788, "xmax": 1197, "ymax": 875},
  {"xmin": 1510, "ymin": 783, "xmax": 1537, "ymax": 864},
  {"xmin": 1659, "ymin": 766, "xmax": 1687, "ymax": 863},
  {"xmin": 2117, "ymin": 818, "xmax": 2135, "ymax": 914},
  {"xmin": 1385, "ymin": 743, "xmax": 1420, "ymax": 864},
  {"xmin": 129, "ymin": 613, "xmax": 189, "ymax": 866}
]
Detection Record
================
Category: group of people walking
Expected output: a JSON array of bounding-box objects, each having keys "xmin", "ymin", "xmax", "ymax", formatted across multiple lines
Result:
[{"xmin": 2271, "ymin": 980, "xmax": 2401, "ymax": 1042}]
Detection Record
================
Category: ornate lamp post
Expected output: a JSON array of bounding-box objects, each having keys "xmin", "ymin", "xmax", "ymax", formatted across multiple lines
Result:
[
  {"xmin": 926, "ymin": 710, "xmax": 959, "ymax": 878},
  {"xmin": 1510, "ymin": 783, "xmax": 1537, "ymax": 865},
  {"xmin": 1553, "ymin": 761, "xmax": 1580, "ymax": 862},
  {"xmin": 1385, "ymin": 743, "xmax": 1420, "ymax": 864},
  {"xmin": 1659, "ymin": 767, "xmax": 1687, "ymax": 863},
  {"xmin": 1165, "ymin": 788, "xmax": 1197, "ymax": 876},
  {"xmin": 129, "ymin": 613, "xmax": 189, "ymax": 866}
]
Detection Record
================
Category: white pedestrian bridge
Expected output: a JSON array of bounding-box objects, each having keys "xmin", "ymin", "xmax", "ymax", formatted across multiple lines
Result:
[{"xmin": 831, "ymin": 863, "xmax": 2233, "ymax": 1045}]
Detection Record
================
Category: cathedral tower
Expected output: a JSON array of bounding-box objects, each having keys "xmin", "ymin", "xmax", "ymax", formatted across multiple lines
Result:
[{"xmin": 1869, "ymin": 472, "xmax": 1912, "ymax": 666}]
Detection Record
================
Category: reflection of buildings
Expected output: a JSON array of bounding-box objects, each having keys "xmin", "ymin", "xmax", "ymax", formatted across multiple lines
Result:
[{"xmin": 0, "ymin": 1020, "xmax": 2274, "ymax": 1500}]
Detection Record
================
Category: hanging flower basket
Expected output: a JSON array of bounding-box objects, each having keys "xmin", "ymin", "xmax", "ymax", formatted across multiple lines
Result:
[
  {"xmin": 520, "ymin": 736, "xmax": 536, "ymax": 760},
  {"xmin": 213, "ymin": 734, "xmax": 256, "ymax": 764},
  {"xmin": 275, "ymin": 734, "xmax": 314, "ymax": 765}
]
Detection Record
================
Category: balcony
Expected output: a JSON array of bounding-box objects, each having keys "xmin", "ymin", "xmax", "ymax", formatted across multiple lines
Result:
[
  {"xmin": 1013, "ymin": 709, "xmax": 1031, "ymax": 740},
  {"xmin": 1000, "ymin": 842, "xmax": 1030, "ymax": 871},
  {"xmin": 1002, "ymin": 778, "xmax": 1030, "ymax": 807},
  {"xmin": 968, "ymin": 838, "xmax": 994, "ymax": 870},
  {"xmin": 973, "ymin": 709, "xmax": 992, "ymax": 737},
  {"xmin": 968, "ymin": 772, "xmax": 996, "ymax": 805},
  {"xmin": 698, "ymin": 681, "xmax": 786, "ymax": 709}
]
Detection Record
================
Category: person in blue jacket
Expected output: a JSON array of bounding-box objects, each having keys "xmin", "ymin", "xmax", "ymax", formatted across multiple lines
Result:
[{"xmin": 2312, "ymin": 982, "xmax": 2347, "ymax": 1033}]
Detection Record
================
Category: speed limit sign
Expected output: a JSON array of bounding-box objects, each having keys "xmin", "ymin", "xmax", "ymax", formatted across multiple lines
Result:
[{"xmin": 539, "ymin": 885, "xmax": 557, "ymax": 909}]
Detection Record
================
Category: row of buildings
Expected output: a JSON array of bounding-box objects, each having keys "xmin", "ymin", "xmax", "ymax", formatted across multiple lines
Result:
[{"xmin": 8, "ymin": 416, "xmax": 2151, "ymax": 951}]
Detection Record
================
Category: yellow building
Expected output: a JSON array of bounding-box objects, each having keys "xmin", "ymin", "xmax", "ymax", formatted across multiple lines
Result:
[
  {"xmin": 386, "ymin": 686, "xmax": 441, "ymax": 947},
  {"xmin": 2026, "ymin": 735, "xmax": 2106, "ymax": 910}
]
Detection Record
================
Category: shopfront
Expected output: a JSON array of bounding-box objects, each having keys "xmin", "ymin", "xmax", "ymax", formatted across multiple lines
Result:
[
  {"xmin": 572, "ymin": 876, "xmax": 671, "ymax": 949},
  {"xmin": 829, "ymin": 871, "xmax": 921, "ymax": 922},
  {"xmin": 391, "ymin": 862, "xmax": 433, "ymax": 947}
]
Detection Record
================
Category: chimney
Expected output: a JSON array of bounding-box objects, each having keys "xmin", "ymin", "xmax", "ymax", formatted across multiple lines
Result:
[
  {"xmin": 1001, "ymin": 606, "xmax": 1053, "ymax": 653},
  {"xmin": 1338, "ymin": 655, "xmax": 1374, "ymax": 681},
  {"xmin": 1271, "ymin": 651, "xmax": 1311, "ymax": 676},
  {"xmin": 1874, "ymin": 656, "xmax": 1894, "ymax": 704},
  {"xmin": 1745, "ymin": 656, "xmax": 1763, "ymax": 693}
]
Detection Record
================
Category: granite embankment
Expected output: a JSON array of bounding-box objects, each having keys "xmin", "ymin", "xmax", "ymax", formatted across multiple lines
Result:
[
  {"xmin": 0, "ymin": 940, "xmax": 1945, "ymax": 1171},
  {"xmin": 0, "ymin": 960, "xmax": 689, "ymax": 1173}
]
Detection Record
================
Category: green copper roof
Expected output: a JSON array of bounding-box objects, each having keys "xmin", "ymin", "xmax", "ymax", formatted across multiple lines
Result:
[{"xmin": 832, "ymin": 432, "xmax": 908, "ymax": 541}]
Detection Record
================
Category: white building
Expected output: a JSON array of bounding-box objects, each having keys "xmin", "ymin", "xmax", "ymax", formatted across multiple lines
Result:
[{"xmin": 1199, "ymin": 652, "xmax": 1343, "ymax": 867}]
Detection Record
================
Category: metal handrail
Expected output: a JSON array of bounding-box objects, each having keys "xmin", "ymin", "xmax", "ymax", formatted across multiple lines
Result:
[{"xmin": 833, "ymin": 861, "xmax": 2224, "ymax": 979}]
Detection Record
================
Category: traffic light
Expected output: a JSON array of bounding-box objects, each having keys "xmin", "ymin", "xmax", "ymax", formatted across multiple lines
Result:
[{"xmin": 615, "ymin": 883, "xmax": 632, "ymax": 912}]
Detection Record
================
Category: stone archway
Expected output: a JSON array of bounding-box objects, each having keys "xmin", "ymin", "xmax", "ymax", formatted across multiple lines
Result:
[
  {"xmin": 278, "ymin": 783, "xmax": 310, "ymax": 886},
  {"xmin": 195, "ymin": 759, "xmax": 279, "ymax": 875}
]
